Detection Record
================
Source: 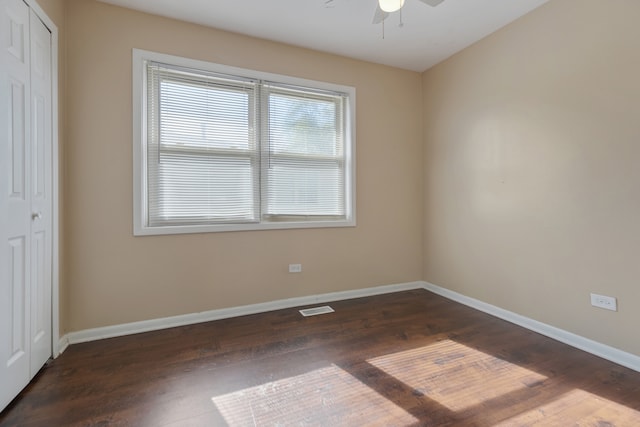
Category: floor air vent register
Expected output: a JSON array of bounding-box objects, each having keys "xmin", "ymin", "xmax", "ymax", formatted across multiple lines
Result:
[{"xmin": 299, "ymin": 306, "xmax": 335, "ymax": 317}]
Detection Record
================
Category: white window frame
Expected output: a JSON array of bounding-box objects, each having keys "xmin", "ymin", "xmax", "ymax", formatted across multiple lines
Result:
[{"xmin": 132, "ymin": 49, "xmax": 356, "ymax": 236}]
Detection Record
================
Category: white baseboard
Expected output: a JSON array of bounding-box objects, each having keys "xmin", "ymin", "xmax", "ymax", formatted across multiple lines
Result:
[
  {"xmin": 55, "ymin": 335, "xmax": 69, "ymax": 358},
  {"xmin": 422, "ymin": 281, "xmax": 640, "ymax": 373},
  {"xmin": 59, "ymin": 279, "xmax": 640, "ymax": 374},
  {"xmin": 65, "ymin": 281, "xmax": 424, "ymax": 346}
]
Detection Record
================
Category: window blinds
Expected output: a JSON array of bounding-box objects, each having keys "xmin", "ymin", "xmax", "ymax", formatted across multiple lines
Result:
[
  {"xmin": 145, "ymin": 60, "xmax": 348, "ymax": 228},
  {"xmin": 262, "ymin": 84, "xmax": 346, "ymax": 220}
]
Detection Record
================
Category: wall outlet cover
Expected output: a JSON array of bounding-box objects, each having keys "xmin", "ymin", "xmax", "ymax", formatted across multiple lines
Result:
[
  {"xmin": 288, "ymin": 264, "xmax": 302, "ymax": 273},
  {"xmin": 590, "ymin": 293, "xmax": 617, "ymax": 311}
]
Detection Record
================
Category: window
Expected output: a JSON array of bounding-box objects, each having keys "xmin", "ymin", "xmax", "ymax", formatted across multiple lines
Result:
[{"xmin": 133, "ymin": 50, "xmax": 355, "ymax": 235}]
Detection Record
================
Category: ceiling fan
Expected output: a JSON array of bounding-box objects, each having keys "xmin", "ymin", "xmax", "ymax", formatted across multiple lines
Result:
[{"xmin": 373, "ymin": 0, "xmax": 445, "ymax": 24}]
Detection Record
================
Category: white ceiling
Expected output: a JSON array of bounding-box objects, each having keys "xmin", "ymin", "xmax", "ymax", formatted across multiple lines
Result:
[{"xmin": 97, "ymin": 0, "xmax": 549, "ymax": 72}]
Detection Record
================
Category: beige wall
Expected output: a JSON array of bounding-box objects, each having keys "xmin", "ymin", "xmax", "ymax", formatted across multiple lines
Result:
[
  {"xmin": 64, "ymin": 0, "xmax": 424, "ymax": 331},
  {"xmin": 423, "ymin": 0, "xmax": 640, "ymax": 355}
]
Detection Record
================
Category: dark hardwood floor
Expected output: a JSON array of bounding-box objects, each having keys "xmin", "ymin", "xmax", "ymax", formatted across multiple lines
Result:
[{"xmin": 1, "ymin": 289, "xmax": 640, "ymax": 426}]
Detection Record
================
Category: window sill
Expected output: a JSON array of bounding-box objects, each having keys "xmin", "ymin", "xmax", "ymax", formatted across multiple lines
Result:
[{"xmin": 133, "ymin": 218, "xmax": 356, "ymax": 236}]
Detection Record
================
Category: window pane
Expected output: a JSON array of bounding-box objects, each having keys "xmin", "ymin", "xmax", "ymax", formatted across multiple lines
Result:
[
  {"xmin": 263, "ymin": 88, "xmax": 345, "ymax": 219},
  {"xmin": 160, "ymin": 79, "xmax": 251, "ymax": 150},
  {"xmin": 266, "ymin": 159, "xmax": 344, "ymax": 217},
  {"xmin": 147, "ymin": 62, "xmax": 258, "ymax": 226},
  {"xmin": 149, "ymin": 153, "xmax": 257, "ymax": 224},
  {"xmin": 268, "ymin": 93, "xmax": 340, "ymax": 157}
]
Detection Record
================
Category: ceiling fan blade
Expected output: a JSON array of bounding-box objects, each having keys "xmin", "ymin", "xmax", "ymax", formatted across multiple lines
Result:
[
  {"xmin": 417, "ymin": 0, "xmax": 445, "ymax": 6},
  {"xmin": 372, "ymin": 3, "xmax": 389, "ymax": 24}
]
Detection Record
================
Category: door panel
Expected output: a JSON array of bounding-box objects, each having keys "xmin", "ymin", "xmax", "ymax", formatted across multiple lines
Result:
[
  {"xmin": 31, "ymin": 230, "xmax": 46, "ymax": 342},
  {"xmin": 0, "ymin": 0, "xmax": 32, "ymax": 411},
  {"xmin": 9, "ymin": 79, "xmax": 26, "ymax": 197},
  {"xmin": 28, "ymin": 8, "xmax": 52, "ymax": 374},
  {"xmin": 8, "ymin": 236, "xmax": 26, "ymax": 366}
]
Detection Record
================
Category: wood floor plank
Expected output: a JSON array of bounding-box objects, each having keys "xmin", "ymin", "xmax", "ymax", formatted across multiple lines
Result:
[{"xmin": 1, "ymin": 289, "xmax": 639, "ymax": 426}]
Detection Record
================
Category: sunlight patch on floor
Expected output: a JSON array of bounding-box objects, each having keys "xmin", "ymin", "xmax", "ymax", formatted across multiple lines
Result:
[
  {"xmin": 495, "ymin": 388, "xmax": 640, "ymax": 425},
  {"xmin": 367, "ymin": 339, "xmax": 547, "ymax": 412},
  {"xmin": 211, "ymin": 364, "xmax": 418, "ymax": 426}
]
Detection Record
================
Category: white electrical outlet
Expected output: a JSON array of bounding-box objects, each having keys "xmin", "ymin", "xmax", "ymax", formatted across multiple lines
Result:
[
  {"xmin": 288, "ymin": 263, "xmax": 302, "ymax": 273},
  {"xmin": 590, "ymin": 293, "xmax": 617, "ymax": 311}
]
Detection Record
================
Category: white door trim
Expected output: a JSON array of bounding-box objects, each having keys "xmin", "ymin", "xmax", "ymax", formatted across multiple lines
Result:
[{"xmin": 25, "ymin": 0, "xmax": 59, "ymax": 358}]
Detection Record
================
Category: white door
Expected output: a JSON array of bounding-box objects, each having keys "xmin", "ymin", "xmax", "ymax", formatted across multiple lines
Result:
[
  {"xmin": 0, "ymin": 0, "xmax": 52, "ymax": 411},
  {"xmin": 28, "ymin": 6, "xmax": 52, "ymax": 376}
]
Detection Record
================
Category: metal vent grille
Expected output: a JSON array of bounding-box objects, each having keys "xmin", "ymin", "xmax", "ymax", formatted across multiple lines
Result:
[{"xmin": 299, "ymin": 306, "xmax": 335, "ymax": 317}]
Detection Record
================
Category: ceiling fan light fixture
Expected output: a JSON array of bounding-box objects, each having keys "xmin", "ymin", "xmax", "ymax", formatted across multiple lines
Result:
[{"xmin": 379, "ymin": 0, "xmax": 405, "ymax": 13}]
